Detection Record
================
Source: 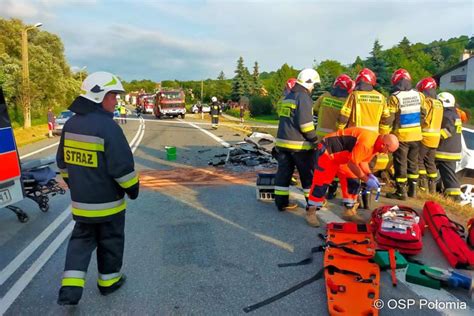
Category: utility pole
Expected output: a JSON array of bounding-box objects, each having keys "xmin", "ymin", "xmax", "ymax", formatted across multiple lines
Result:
[
  {"xmin": 21, "ymin": 23, "xmax": 42, "ymax": 129},
  {"xmin": 200, "ymin": 80, "xmax": 204, "ymax": 120}
]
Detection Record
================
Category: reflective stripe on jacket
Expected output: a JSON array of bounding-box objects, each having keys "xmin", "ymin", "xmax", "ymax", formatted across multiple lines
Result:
[
  {"xmin": 435, "ymin": 107, "xmax": 462, "ymax": 161},
  {"xmin": 276, "ymin": 84, "xmax": 318, "ymax": 151},
  {"xmin": 57, "ymin": 98, "xmax": 139, "ymax": 223},
  {"xmin": 337, "ymin": 90, "xmax": 390, "ymax": 134},
  {"xmin": 389, "ymin": 89, "xmax": 423, "ymax": 142},
  {"xmin": 421, "ymin": 98, "xmax": 443, "ymax": 148}
]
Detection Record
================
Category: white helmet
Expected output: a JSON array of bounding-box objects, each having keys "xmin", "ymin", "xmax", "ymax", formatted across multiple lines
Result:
[
  {"xmin": 80, "ymin": 71, "xmax": 125, "ymax": 103},
  {"xmin": 211, "ymin": 96, "xmax": 217, "ymax": 102},
  {"xmin": 437, "ymin": 92, "xmax": 455, "ymax": 108},
  {"xmin": 297, "ymin": 68, "xmax": 320, "ymax": 91}
]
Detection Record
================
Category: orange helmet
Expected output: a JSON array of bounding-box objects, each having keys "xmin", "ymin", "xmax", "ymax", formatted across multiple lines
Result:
[
  {"xmin": 333, "ymin": 74, "xmax": 355, "ymax": 93},
  {"xmin": 286, "ymin": 78, "xmax": 297, "ymax": 90},
  {"xmin": 355, "ymin": 68, "xmax": 377, "ymax": 86},
  {"xmin": 416, "ymin": 77, "xmax": 437, "ymax": 92},
  {"xmin": 391, "ymin": 68, "xmax": 412, "ymax": 85}
]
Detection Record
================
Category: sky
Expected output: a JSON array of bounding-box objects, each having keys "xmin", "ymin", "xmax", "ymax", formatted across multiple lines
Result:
[{"xmin": 0, "ymin": 0, "xmax": 472, "ymax": 82}]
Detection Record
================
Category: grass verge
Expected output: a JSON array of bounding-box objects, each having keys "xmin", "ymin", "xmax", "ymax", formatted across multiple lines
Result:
[{"xmin": 13, "ymin": 124, "xmax": 49, "ymax": 147}]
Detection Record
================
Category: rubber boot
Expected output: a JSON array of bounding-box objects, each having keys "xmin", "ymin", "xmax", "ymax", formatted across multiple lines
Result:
[
  {"xmin": 386, "ymin": 183, "xmax": 407, "ymax": 200},
  {"xmin": 408, "ymin": 180, "xmax": 417, "ymax": 198},
  {"xmin": 305, "ymin": 206, "xmax": 321, "ymax": 227},
  {"xmin": 428, "ymin": 179, "xmax": 437, "ymax": 194},
  {"xmin": 57, "ymin": 286, "xmax": 83, "ymax": 306},
  {"xmin": 278, "ymin": 202, "xmax": 298, "ymax": 212},
  {"xmin": 342, "ymin": 203, "xmax": 365, "ymax": 223},
  {"xmin": 99, "ymin": 274, "xmax": 127, "ymax": 296},
  {"xmin": 418, "ymin": 176, "xmax": 428, "ymax": 193}
]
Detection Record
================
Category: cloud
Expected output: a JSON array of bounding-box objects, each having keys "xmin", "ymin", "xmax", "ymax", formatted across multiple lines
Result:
[{"xmin": 1, "ymin": 0, "xmax": 472, "ymax": 81}]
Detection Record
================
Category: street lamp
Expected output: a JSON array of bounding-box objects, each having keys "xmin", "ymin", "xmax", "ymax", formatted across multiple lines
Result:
[{"xmin": 21, "ymin": 22, "xmax": 42, "ymax": 128}]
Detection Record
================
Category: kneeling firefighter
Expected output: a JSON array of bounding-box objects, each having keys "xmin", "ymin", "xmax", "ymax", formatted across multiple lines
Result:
[
  {"xmin": 56, "ymin": 72, "xmax": 139, "ymax": 305},
  {"xmin": 308, "ymin": 128, "xmax": 399, "ymax": 225}
]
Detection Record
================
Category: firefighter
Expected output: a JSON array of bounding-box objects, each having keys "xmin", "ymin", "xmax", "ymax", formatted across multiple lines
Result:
[
  {"xmin": 210, "ymin": 96, "xmax": 220, "ymax": 129},
  {"xmin": 386, "ymin": 69, "xmax": 424, "ymax": 200},
  {"xmin": 274, "ymin": 68, "xmax": 320, "ymax": 223},
  {"xmin": 337, "ymin": 68, "xmax": 391, "ymax": 134},
  {"xmin": 284, "ymin": 78, "xmax": 297, "ymax": 97},
  {"xmin": 56, "ymin": 72, "xmax": 139, "ymax": 305},
  {"xmin": 313, "ymin": 74, "xmax": 355, "ymax": 199},
  {"xmin": 308, "ymin": 128, "xmax": 399, "ymax": 224},
  {"xmin": 416, "ymin": 77, "xmax": 444, "ymax": 193},
  {"xmin": 435, "ymin": 92, "xmax": 462, "ymax": 201},
  {"xmin": 119, "ymin": 103, "xmax": 127, "ymax": 124}
]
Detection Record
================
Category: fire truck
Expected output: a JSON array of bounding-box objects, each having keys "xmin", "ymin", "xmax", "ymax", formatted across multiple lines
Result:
[{"xmin": 153, "ymin": 89, "xmax": 186, "ymax": 119}]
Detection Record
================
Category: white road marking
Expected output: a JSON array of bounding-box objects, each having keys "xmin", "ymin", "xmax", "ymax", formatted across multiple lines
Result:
[
  {"xmin": 0, "ymin": 207, "xmax": 71, "ymax": 286},
  {"xmin": 19, "ymin": 142, "xmax": 59, "ymax": 159},
  {"xmin": 131, "ymin": 117, "xmax": 145, "ymax": 154},
  {"xmin": 0, "ymin": 221, "xmax": 74, "ymax": 315},
  {"xmin": 123, "ymin": 116, "xmax": 278, "ymax": 129},
  {"xmin": 290, "ymin": 190, "xmax": 473, "ymax": 314},
  {"xmin": 177, "ymin": 118, "xmax": 231, "ymax": 148}
]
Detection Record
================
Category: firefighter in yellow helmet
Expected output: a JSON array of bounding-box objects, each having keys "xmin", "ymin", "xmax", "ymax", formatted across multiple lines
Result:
[{"xmin": 56, "ymin": 72, "xmax": 139, "ymax": 305}]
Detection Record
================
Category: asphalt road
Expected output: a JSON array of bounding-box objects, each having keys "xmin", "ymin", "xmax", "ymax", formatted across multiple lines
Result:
[{"xmin": 0, "ymin": 113, "xmax": 473, "ymax": 315}]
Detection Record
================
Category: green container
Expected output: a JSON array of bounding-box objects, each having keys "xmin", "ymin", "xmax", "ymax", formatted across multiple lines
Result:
[
  {"xmin": 405, "ymin": 263, "xmax": 441, "ymax": 289},
  {"xmin": 374, "ymin": 250, "xmax": 408, "ymax": 269},
  {"xmin": 165, "ymin": 146, "xmax": 177, "ymax": 161}
]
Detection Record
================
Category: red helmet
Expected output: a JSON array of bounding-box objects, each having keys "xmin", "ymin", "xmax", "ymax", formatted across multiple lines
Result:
[
  {"xmin": 391, "ymin": 68, "xmax": 412, "ymax": 85},
  {"xmin": 333, "ymin": 74, "xmax": 355, "ymax": 93},
  {"xmin": 416, "ymin": 77, "xmax": 437, "ymax": 92},
  {"xmin": 355, "ymin": 68, "xmax": 377, "ymax": 86},
  {"xmin": 286, "ymin": 78, "xmax": 297, "ymax": 90}
]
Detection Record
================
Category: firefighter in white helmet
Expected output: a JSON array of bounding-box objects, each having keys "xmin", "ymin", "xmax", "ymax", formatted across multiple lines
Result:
[
  {"xmin": 210, "ymin": 96, "xmax": 221, "ymax": 129},
  {"xmin": 274, "ymin": 68, "xmax": 321, "ymax": 226},
  {"xmin": 56, "ymin": 71, "xmax": 139, "ymax": 305}
]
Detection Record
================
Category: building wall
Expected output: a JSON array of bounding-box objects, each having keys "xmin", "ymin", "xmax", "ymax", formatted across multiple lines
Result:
[
  {"xmin": 466, "ymin": 58, "xmax": 474, "ymax": 90},
  {"xmin": 439, "ymin": 65, "xmax": 467, "ymax": 90}
]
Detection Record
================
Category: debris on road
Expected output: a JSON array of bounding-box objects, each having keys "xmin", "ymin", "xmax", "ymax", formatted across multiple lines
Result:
[{"xmin": 208, "ymin": 132, "xmax": 276, "ymax": 168}]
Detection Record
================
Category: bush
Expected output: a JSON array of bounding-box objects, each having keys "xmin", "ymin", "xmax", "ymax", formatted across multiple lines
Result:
[{"xmin": 249, "ymin": 95, "xmax": 273, "ymax": 116}]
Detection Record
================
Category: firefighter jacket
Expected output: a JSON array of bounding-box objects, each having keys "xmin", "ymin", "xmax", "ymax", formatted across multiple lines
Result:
[
  {"xmin": 57, "ymin": 97, "xmax": 139, "ymax": 223},
  {"xmin": 211, "ymin": 102, "xmax": 221, "ymax": 117},
  {"xmin": 119, "ymin": 105, "xmax": 127, "ymax": 115},
  {"xmin": 337, "ymin": 89, "xmax": 391, "ymax": 134},
  {"xmin": 421, "ymin": 97, "xmax": 444, "ymax": 148},
  {"xmin": 435, "ymin": 107, "xmax": 462, "ymax": 161},
  {"xmin": 388, "ymin": 89, "xmax": 424, "ymax": 142},
  {"xmin": 313, "ymin": 91, "xmax": 347, "ymax": 137},
  {"xmin": 322, "ymin": 127, "xmax": 380, "ymax": 166},
  {"xmin": 276, "ymin": 84, "xmax": 318, "ymax": 151}
]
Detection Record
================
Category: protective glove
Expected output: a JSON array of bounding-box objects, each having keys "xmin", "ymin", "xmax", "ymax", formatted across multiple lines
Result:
[{"xmin": 365, "ymin": 174, "xmax": 380, "ymax": 191}]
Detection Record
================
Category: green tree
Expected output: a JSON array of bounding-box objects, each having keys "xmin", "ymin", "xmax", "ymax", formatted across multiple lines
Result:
[
  {"xmin": 267, "ymin": 63, "xmax": 299, "ymax": 108},
  {"xmin": 217, "ymin": 71, "xmax": 225, "ymax": 80},
  {"xmin": 251, "ymin": 61, "xmax": 263, "ymax": 96},
  {"xmin": 231, "ymin": 56, "xmax": 251, "ymax": 101},
  {"xmin": 316, "ymin": 60, "xmax": 347, "ymax": 91},
  {"xmin": 366, "ymin": 39, "xmax": 390, "ymax": 91}
]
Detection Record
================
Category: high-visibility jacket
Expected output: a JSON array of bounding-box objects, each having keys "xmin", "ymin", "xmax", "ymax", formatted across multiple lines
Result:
[
  {"xmin": 421, "ymin": 97, "xmax": 444, "ymax": 148},
  {"xmin": 435, "ymin": 107, "xmax": 462, "ymax": 161},
  {"xmin": 388, "ymin": 89, "xmax": 424, "ymax": 142},
  {"xmin": 322, "ymin": 127, "xmax": 380, "ymax": 166},
  {"xmin": 276, "ymin": 84, "xmax": 318, "ymax": 151},
  {"xmin": 337, "ymin": 90, "xmax": 391, "ymax": 134},
  {"xmin": 119, "ymin": 106, "xmax": 127, "ymax": 115},
  {"xmin": 313, "ymin": 92, "xmax": 347, "ymax": 137},
  {"xmin": 57, "ymin": 97, "xmax": 139, "ymax": 223}
]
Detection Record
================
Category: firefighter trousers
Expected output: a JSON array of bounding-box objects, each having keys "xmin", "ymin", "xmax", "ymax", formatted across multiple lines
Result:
[
  {"xmin": 211, "ymin": 115, "xmax": 219, "ymax": 128},
  {"xmin": 58, "ymin": 215, "xmax": 125, "ymax": 304},
  {"xmin": 418, "ymin": 143, "xmax": 438, "ymax": 180},
  {"xmin": 393, "ymin": 141, "xmax": 419, "ymax": 185},
  {"xmin": 308, "ymin": 153, "xmax": 360, "ymax": 208},
  {"xmin": 436, "ymin": 160, "xmax": 461, "ymax": 197},
  {"xmin": 274, "ymin": 148, "xmax": 315, "ymax": 209}
]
